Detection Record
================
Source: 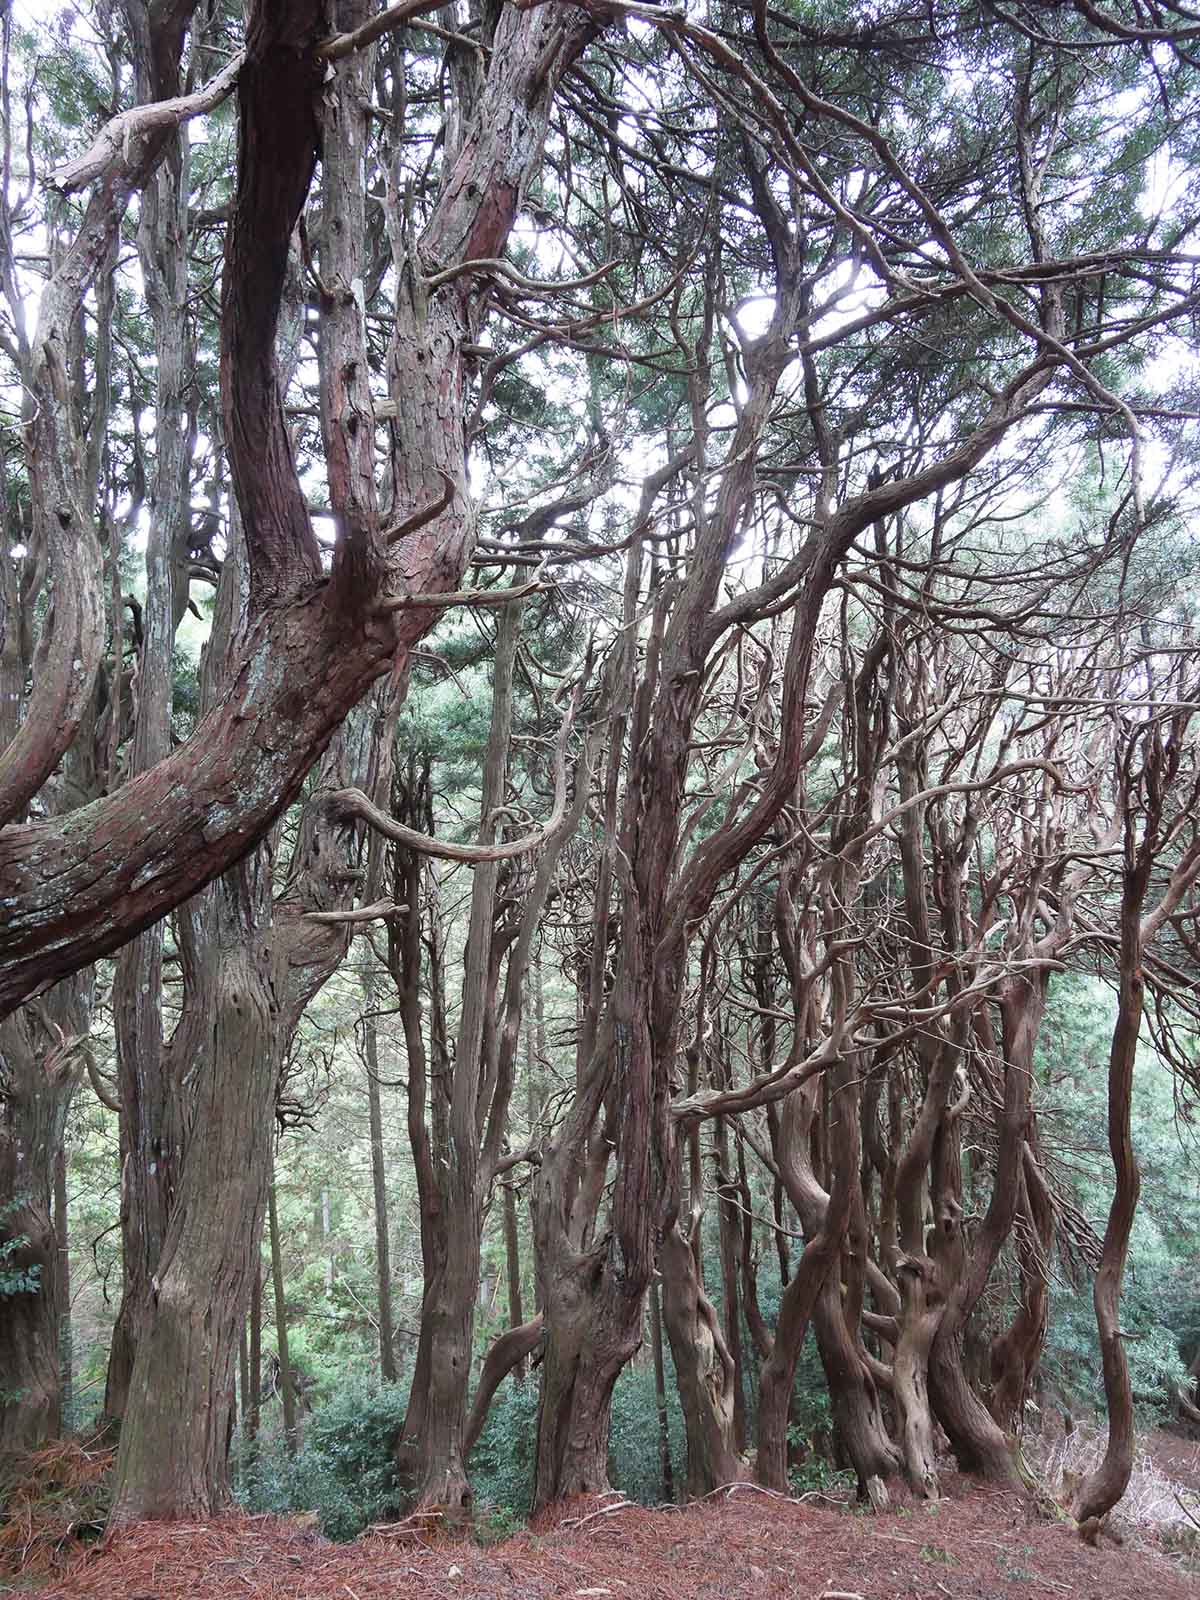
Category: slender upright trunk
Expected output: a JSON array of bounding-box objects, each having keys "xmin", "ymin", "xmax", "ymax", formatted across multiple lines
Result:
[
  {"xmin": 1072, "ymin": 743, "xmax": 1163, "ymax": 1532},
  {"xmin": 395, "ymin": 610, "xmax": 520, "ymax": 1514},
  {"xmin": 502, "ymin": 1182, "xmax": 526, "ymax": 1383},
  {"xmin": 714, "ymin": 1114, "xmax": 747, "ymax": 1453},
  {"xmin": 248, "ymin": 1259, "xmax": 262, "ymax": 1445},
  {"xmin": 105, "ymin": 0, "xmax": 195, "ymax": 1425},
  {"xmin": 363, "ymin": 990, "xmax": 398, "ymax": 1383},
  {"xmin": 650, "ymin": 1280, "xmax": 676, "ymax": 1502},
  {"xmin": 238, "ymin": 1326, "xmax": 250, "ymax": 1431},
  {"xmin": 54, "ymin": 1147, "xmax": 72, "ymax": 1430},
  {"xmin": 988, "ymin": 1140, "xmax": 1053, "ymax": 1436},
  {"xmin": 269, "ymin": 1163, "xmax": 298, "ymax": 1458}
]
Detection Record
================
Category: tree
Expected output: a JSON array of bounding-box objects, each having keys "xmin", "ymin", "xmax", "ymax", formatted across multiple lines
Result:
[{"xmin": 5, "ymin": 0, "xmax": 1200, "ymax": 1537}]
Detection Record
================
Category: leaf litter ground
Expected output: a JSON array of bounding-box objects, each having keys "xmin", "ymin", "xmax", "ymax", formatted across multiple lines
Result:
[{"xmin": 13, "ymin": 1472, "xmax": 1200, "ymax": 1600}]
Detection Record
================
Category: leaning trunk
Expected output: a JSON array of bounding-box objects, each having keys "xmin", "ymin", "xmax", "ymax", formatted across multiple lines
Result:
[
  {"xmin": 755, "ymin": 1208, "xmax": 845, "ymax": 1493},
  {"xmin": 812, "ymin": 1270, "xmax": 900, "ymax": 1507}
]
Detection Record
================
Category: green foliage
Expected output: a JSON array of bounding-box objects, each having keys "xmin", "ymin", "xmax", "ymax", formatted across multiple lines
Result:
[
  {"xmin": 608, "ymin": 1360, "xmax": 685, "ymax": 1506},
  {"xmin": 470, "ymin": 1379, "xmax": 540, "ymax": 1517},
  {"xmin": 1043, "ymin": 1283, "xmax": 1190, "ymax": 1423},
  {"xmin": 786, "ymin": 1439, "xmax": 856, "ymax": 1498},
  {"xmin": 234, "ymin": 1375, "xmax": 408, "ymax": 1542},
  {"xmin": 475, "ymin": 1360, "xmax": 687, "ymax": 1516},
  {"xmin": 0, "ymin": 1197, "xmax": 40, "ymax": 1408},
  {"xmin": 0, "ymin": 1196, "xmax": 41, "ymax": 1299},
  {"xmin": 1036, "ymin": 974, "xmax": 1200, "ymax": 1418}
]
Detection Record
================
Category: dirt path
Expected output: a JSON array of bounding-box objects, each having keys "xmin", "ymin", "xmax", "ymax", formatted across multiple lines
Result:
[{"xmin": 24, "ymin": 1478, "xmax": 1198, "ymax": 1600}]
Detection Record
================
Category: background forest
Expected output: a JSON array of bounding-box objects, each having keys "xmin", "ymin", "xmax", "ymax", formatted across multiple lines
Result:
[{"xmin": 4, "ymin": 0, "xmax": 1200, "ymax": 1561}]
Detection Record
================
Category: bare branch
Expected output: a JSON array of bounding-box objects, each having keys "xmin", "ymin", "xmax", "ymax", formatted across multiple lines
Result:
[{"xmin": 50, "ymin": 53, "xmax": 244, "ymax": 195}]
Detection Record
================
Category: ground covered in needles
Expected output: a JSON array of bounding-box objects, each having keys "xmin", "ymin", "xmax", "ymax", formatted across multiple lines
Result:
[{"xmin": 11, "ymin": 1474, "xmax": 1200, "ymax": 1600}]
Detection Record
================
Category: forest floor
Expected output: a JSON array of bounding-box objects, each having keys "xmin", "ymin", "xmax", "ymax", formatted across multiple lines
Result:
[{"xmin": 9, "ymin": 1465, "xmax": 1200, "ymax": 1600}]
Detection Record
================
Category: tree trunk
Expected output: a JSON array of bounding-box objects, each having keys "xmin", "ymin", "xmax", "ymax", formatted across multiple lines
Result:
[
  {"xmin": 532, "ymin": 1254, "xmax": 643, "ymax": 1509},
  {"xmin": 269, "ymin": 1161, "xmax": 298, "ymax": 1458},
  {"xmin": 394, "ymin": 608, "xmax": 519, "ymax": 1516},
  {"xmin": 407, "ymin": 1169, "xmax": 480, "ymax": 1513},
  {"xmin": 103, "ymin": 0, "xmax": 195, "ymax": 1423},
  {"xmin": 238, "ymin": 1325, "xmax": 250, "ymax": 1433},
  {"xmin": 714, "ymin": 1109, "xmax": 747, "ymax": 1453},
  {"xmin": 811, "ymin": 1271, "xmax": 899, "ymax": 1507},
  {"xmin": 755, "ymin": 1216, "xmax": 845, "ymax": 1493},
  {"xmin": 650, "ymin": 1280, "xmax": 676, "ymax": 1502},
  {"xmin": 0, "ymin": 1081, "xmax": 64, "ymax": 1453},
  {"xmin": 927, "ymin": 986, "xmax": 1041, "ymax": 1489},
  {"xmin": 892, "ymin": 1256, "xmax": 945, "ymax": 1499},
  {"xmin": 502, "ymin": 1182, "xmax": 526, "ymax": 1384},
  {"xmin": 363, "ymin": 991, "xmax": 398, "ymax": 1384},
  {"xmin": 659, "ymin": 1218, "xmax": 746, "ymax": 1496},
  {"xmin": 109, "ymin": 941, "xmax": 279, "ymax": 1521},
  {"xmin": 464, "ymin": 1315, "xmax": 543, "ymax": 1458},
  {"xmin": 988, "ymin": 1142, "xmax": 1053, "ymax": 1436},
  {"xmin": 54, "ymin": 1146, "xmax": 72, "ymax": 1431},
  {"xmin": 248, "ymin": 1258, "xmax": 262, "ymax": 1445},
  {"xmin": 1072, "ymin": 760, "xmax": 1156, "ymax": 1533},
  {"xmin": 0, "ymin": 992, "xmax": 85, "ymax": 1453}
]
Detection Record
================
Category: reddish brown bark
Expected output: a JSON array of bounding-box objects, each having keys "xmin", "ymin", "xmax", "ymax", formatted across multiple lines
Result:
[
  {"xmin": 659, "ymin": 1214, "xmax": 746, "ymax": 1496},
  {"xmin": 0, "ymin": 995, "xmax": 85, "ymax": 1453},
  {"xmin": 987, "ymin": 1140, "xmax": 1053, "ymax": 1437},
  {"xmin": 1069, "ymin": 720, "xmax": 1200, "ymax": 1533}
]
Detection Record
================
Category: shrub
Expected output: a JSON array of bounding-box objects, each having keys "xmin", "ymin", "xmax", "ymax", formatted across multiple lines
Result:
[
  {"xmin": 470, "ymin": 1378, "xmax": 539, "ymax": 1517},
  {"xmin": 0, "ymin": 1195, "xmax": 40, "ymax": 1299},
  {"xmin": 234, "ymin": 1373, "xmax": 408, "ymax": 1541},
  {"xmin": 608, "ymin": 1360, "xmax": 685, "ymax": 1505}
]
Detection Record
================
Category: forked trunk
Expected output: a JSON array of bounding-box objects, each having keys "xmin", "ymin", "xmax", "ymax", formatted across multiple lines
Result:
[{"xmin": 754, "ymin": 1140, "xmax": 848, "ymax": 1494}]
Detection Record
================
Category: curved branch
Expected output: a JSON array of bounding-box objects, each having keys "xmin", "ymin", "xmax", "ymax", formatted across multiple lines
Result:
[
  {"xmin": 50, "ymin": 53, "xmax": 243, "ymax": 195},
  {"xmin": 464, "ymin": 1315, "xmax": 544, "ymax": 1458},
  {"xmin": 330, "ymin": 691, "xmax": 576, "ymax": 863}
]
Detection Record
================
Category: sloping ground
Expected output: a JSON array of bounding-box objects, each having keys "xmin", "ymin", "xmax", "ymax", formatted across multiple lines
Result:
[
  {"xmin": 1150, "ymin": 1429, "xmax": 1200, "ymax": 1498},
  {"xmin": 23, "ymin": 1478, "xmax": 1200, "ymax": 1600}
]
